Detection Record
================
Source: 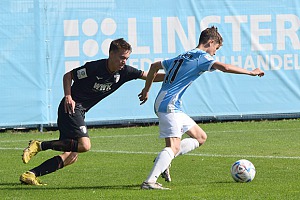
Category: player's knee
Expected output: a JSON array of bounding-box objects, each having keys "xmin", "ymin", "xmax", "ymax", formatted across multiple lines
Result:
[
  {"xmin": 197, "ymin": 132, "xmax": 207, "ymax": 145},
  {"xmin": 80, "ymin": 143, "xmax": 91, "ymax": 152},
  {"xmin": 78, "ymin": 141, "xmax": 91, "ymax": 152}
]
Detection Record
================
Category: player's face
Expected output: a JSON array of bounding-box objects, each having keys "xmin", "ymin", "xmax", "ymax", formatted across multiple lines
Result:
[
  {"xmin": 207, "ymin": 40, "xmax": 221, "ymax": 56},
  {"xmin": 109, "ymin": 49, "xmax": 131, "ymax": 71}
]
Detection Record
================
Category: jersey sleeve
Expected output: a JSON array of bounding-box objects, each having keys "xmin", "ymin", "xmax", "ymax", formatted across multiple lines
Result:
[
  {"xmin": 72, "ymin": 66, "xmax": 86, "ymax": 82},
  {"xmin": 161, "ymin": 58, "xmax": 174, "ymax": 72},
  {"xmin": 71, "ymin": 62, "xmax": 96, "ymax": 82},
  {"xmin": 198, "ymin": 53, "xmax": 217, "ymax": 72},
  {"xmin": 124, "ymin": 65, "xmax": 143, "ymax": 81}
]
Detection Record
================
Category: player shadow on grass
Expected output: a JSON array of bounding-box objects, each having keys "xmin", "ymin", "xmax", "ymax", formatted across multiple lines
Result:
[
  {"xmin": 209, "ymin": 181, "xmax": 234, "ymax": 184},
  {"xmin": 0, "ymin": 183, "xmax": 141, "ymax": 190}
]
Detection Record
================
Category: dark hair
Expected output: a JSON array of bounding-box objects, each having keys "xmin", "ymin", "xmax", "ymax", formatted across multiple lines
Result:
[
  {"xmin": 198, "ymin": 26, "xmax": 223, "ymax": 46},
  {"xmin": 109, "ymin": 38, "xmax": 132, "ymax": 53}
]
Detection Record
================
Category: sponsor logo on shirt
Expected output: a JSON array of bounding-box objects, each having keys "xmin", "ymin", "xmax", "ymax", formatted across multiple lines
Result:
[{"xmin": 93, "ymin": 82, "xmax": 113, "ymax": 92}]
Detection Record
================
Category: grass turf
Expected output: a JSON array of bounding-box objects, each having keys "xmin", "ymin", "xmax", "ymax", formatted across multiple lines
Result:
[{"xmin": 0, "ymin": 119, "xmax": 299, "ymax": 199}]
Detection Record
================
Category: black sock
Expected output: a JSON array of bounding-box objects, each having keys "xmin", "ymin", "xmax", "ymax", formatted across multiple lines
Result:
[
  {"xmin": 41, "ymin": 139, "xmax": 78, "ymax": 152},
  {"xmin": 30, "ymin": 156, "xmax": 64, "ymax": 177}
]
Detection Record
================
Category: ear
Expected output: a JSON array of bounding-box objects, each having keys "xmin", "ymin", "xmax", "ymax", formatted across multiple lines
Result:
[
  {"xmin": 108, "ymin": 50, "xmax": 114, "ymax": 58},
  {"xmin": 203, "ymin": 40, "xmax": 213, "ymax": 48}
]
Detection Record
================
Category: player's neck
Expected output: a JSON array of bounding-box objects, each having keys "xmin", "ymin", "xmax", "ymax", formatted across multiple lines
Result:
[
  {"xmin": 106, "ymin": 59, "xmax": 117, "ymax": 73},
  {"xmin": 196, "ymin": 44, "xmax": 207, "ymax": 51}
]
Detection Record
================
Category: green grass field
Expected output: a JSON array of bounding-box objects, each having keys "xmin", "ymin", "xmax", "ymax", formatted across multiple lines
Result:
[{"xmin": 0, "ymin": 119, "xmax": 299, "ymax": 199}]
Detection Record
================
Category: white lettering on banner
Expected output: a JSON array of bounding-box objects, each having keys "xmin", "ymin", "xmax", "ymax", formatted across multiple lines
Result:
[
  {"xmin": 277, "ymin": 14, "xmax": 300, "ymax": 50},
  {"xmin": 167, "ymin": 16, "xmax": 196, "ymax": 53},
  {"xmin": 250, "ymin": 15, "xmax": 273, "ymax": 51},
  {"xmin": 224, "ymin": 16, "xmax": 247, "ymax": 51},
  {"xmin": 129, "ymin": 58, "xmax": 155, "ymax": 71},
  {"xmin": 128, "ymin": 54, "xmax": 300, "ymax": 71},
  {"xmin": 224, "ymin": 14, "xmax": 300, "ymax": 51},
  {"xmin": 63, "ymin": 14, "xmax": 300, "ymax": 72},
  {"xmin": 215, "ymin": 54, "xmax": 300, "ymax": 71},
  {"xmin": 153, "ymin": 17, "xmax": 163, "ymax": 53},
  {"xmin": 128, "ymin": 18, "xmax": 150, "ymax": 54},
  {"xmin": 200, "ymin": 16, "xmax": 221, "ymax": 31}
]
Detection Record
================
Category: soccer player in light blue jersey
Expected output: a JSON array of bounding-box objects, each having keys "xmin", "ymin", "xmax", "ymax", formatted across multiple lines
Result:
[{"xmin": 139, "ymin": 26, "xmax": 264, "ymax": 190}]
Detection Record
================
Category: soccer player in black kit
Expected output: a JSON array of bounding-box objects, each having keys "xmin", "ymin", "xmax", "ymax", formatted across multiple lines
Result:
[{"xmin": 20, "ymin": 38, "xmax": 165, "ymax": 185}]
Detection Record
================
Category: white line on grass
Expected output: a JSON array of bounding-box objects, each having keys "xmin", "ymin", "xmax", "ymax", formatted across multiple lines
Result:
[
  {"xmin": 1, "ymin": 147, "xmax": 299, "ymax": 159},
  {"xmin": 205, "ymin": 127, "xmax": 300, "ymax": 134},
  {"xmin": 90, "ymin": 134, "xmax": 155, "ymax": 138},
  {"xmin": 0, "ymin": 147, "xmax": 24, "ymax": 150},
  {"xmin": 90, "ymin": 127, "xmax": 300, "ymax": 138},
  {"xmin": 90, "ymin": 149, "xmax": 300, "ymax": 160},
  {"xmin": 0, "ymin": 134, "xmax": 154, "ymax": 143},
  {"xmin": 1, "ymin": 127, "xmax": 300, "ymax": 143}
]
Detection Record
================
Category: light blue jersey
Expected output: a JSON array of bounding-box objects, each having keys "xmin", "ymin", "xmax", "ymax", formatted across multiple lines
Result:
[{"xmin": 155, "ymin": 48, "xmax": 216, "ymax": 113}]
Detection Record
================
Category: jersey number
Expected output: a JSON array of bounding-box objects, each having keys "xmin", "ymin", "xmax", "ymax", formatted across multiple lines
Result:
[{"xmin": 164, "ymin": 59, "xmax": 184, "ymax": 84}]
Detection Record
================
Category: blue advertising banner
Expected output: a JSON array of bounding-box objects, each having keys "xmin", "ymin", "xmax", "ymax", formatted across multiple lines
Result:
[{"xmin": 0, "ymin": 0, "xmax": 299, "ymax": 127}]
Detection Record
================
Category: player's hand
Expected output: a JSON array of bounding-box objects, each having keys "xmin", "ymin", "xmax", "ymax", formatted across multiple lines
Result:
[
  {"xmin": 138, "ymin": 88, "xmax": 149, "ymax": 105},
  {"xmin": 64, "ymin": 95, "xmax": 75, "ymax": 114},
  {"xmin": 251, "ymin": 68, "xmax": 265, "ymax": 77}
]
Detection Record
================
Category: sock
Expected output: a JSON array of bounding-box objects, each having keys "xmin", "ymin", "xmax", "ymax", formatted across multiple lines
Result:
[
  {"xmin": 41, "ymin": 139, "xmax": 78, "ymax": 152},
  {"xmin": 145, "ymin": 147, "xmax": 174, "ymax": 183},
  {"xmin": 175, "ymin": 138, "xmax": 200, "ymax": 157},
  {"xmin": 30, "ymin": 156, "xmax": 64, "ymax": 177}
]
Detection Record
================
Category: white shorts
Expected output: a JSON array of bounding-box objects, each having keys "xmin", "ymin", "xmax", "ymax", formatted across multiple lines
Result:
[{"xmin": 157, "ymin": 112, "xmax": 196, "ymax": 138}]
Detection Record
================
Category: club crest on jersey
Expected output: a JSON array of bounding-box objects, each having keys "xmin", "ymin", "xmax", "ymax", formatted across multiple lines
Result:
[
  {"xmin": 79, "ymin": 126, "xmax": 87, "ymax": 134},
  {"xmin": 77, "ymin": 68, "xmax": 87, "ymax": 79},
  {"xmin": 114, "ymin": 73, "xmax": 120, "ymax": 83}
]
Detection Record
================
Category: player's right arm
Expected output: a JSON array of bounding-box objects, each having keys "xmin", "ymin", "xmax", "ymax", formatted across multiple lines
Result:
[
  {"xmin": 63, "ymin": 71, "xmax": 75, "ymax": 114},
  {"xmin": 212, "ymin": 62, "xmax": 264, "ymax": 77},
  {"xmin": 138, "ymin": 61, "xmax": 163, "ymax": 105}
]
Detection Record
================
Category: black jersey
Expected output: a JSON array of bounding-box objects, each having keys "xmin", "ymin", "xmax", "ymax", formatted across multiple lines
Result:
[{"xmin": 70, "ymin": 59, "xmax": 143, "ymax": 111}]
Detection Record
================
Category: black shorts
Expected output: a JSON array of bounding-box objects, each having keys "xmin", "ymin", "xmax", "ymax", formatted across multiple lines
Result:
[{"xmin": 57, "ymin": 99, "xmax": 89, "ymax": 140}]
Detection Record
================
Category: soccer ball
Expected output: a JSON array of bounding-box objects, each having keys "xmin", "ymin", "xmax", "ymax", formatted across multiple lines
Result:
[{"xmin": 230, "ymin": 159, "xmax": 256, "ymax": 182}]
